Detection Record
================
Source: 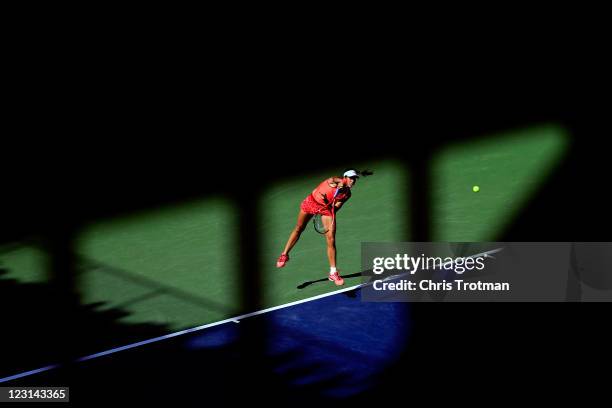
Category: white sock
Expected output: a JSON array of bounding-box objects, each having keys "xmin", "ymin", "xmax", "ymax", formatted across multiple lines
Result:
[{"xmin": 330, "ymin": 267, "xmax": 337, "ymax": 274}]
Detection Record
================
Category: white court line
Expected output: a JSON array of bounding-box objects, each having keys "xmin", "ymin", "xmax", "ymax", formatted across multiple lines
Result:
[
  {"xmin": 0, "ymin": 282, "xmax": 363, "ymax": 383},
  {"xmin": 0, "ymin": 365, "xmax": 60, "ymax": 383},
  {"xmin": 0, "ymin": 247, "xmax": 503, "ymax": 383}
]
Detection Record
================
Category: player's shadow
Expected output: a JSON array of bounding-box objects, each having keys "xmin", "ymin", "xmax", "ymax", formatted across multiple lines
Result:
[{"xmin": 296, "ymin": 271, "xmax": 368, "ymax": 289}]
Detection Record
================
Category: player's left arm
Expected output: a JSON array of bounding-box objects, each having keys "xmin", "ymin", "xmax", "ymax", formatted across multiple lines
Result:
[{"xmin": 334, "ymin": 190, "xmax": 351, "ymax": 209}]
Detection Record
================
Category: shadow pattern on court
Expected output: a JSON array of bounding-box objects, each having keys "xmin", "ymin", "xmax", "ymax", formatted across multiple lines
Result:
[
  {"xmin": 1, "ymin": 90, "xmax": 610, "ymax": 403},
  {"xmin": 0, "ymin": 266, "xmax": 169, "ymax": 380}
]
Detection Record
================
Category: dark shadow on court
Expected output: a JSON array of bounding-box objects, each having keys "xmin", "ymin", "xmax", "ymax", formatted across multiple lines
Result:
[
  {"xmin": 1, "ymin": 83, "xmax": 610, "ymax": 404},
  {"xmin": 0, "ymin": 266, "xmax": 169, "ymax": 380},
  {"xmin": 6, "ymin": 310, "xmax": 351, "ymax": 404}
]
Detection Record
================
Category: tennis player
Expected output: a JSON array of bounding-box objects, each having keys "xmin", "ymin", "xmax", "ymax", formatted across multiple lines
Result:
[{"xmin": 276, "ymin": 169, "xmax": 372, "ymax": 285}]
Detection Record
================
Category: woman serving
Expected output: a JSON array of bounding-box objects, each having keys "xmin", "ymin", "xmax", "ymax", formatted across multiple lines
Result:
[{"xmin": 276, "ymin": 169, "xmax": 373, "ymax": 285}]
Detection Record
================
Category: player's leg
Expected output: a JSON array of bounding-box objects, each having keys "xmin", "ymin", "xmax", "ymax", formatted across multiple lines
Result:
[
  {"xmin": 277, "ymin": 210, "xmax": 312, "ymax": 267},
  {"xmin": 322, "ymin": 215, "xmax": 344, "ymax": 285},
  {"xmin": 283, "ymin": 210, "xmax": 312, "ymax": 254},
  {"xmin": 322, "ymin": 215, "xmax": 337, "ymax": 268}
]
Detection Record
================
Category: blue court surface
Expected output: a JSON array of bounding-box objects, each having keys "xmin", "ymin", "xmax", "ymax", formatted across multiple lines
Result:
[{"xmin": 3, "ymin": 283, "xmax": 411, "ymax": 401}]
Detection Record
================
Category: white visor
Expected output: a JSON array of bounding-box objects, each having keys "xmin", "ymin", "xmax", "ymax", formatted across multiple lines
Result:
[{"xmin": 343, "ymin": 170, "xmax": 359, "ymax": 178}]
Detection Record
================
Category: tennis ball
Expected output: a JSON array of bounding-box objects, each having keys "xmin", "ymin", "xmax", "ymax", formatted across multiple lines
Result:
[{"xmin": 472, "ymin": 185, "xmax": 480, "ymax": 193}]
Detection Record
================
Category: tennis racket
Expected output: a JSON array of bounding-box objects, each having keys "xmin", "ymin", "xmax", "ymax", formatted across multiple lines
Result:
[{"xmin": 313, "ymin": 187, "xmax": 340, "ymax": 234}]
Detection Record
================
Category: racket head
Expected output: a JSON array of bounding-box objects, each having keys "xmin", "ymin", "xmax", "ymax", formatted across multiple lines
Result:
[{"xmin": 313, "ymin": 213, "xmax": 328, "ymax": 234}]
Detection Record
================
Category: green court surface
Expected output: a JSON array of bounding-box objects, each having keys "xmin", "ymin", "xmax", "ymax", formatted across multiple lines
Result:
[
  {"xmin": 432, "ymin": 124, "xmax": 568, "ymax": 241},
  {"xmin": 261, "ymin": 161, "xmax": 409, "ymax": 306},
  {"xmin": 0, "ymin": 124, "xmax": 568, "ymax": 334}
]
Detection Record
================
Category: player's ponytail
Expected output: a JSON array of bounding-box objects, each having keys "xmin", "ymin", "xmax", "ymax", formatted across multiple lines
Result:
[{"xmin": 343, "ymin": 168, "xmax": 374, "ymax": 178}]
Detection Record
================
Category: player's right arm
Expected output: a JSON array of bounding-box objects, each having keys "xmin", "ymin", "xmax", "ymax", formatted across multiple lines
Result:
[{"xmin": 327, "ymin": 177, "xmax": 344, "ymax": 188}]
